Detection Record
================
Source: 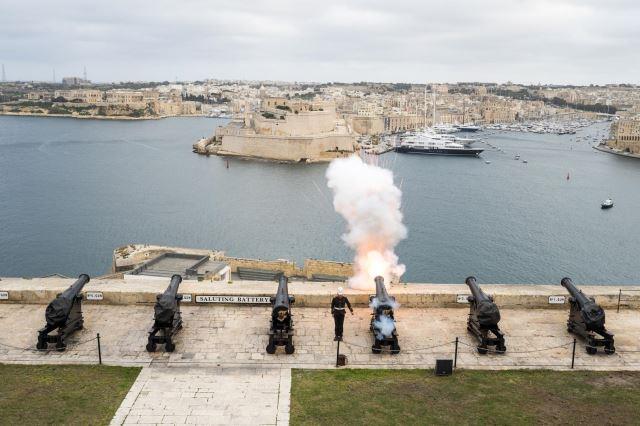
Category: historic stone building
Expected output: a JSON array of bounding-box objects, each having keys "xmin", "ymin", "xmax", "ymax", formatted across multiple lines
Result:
[{"xmin": 608, "ymin": 118, "xmax": 640, "ymax": 154}]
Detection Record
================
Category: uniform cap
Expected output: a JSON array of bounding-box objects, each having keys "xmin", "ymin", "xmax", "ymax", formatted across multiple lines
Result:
[{"xmin": 337, "ymin": 287, "xmax": 344, "ymax": 295}]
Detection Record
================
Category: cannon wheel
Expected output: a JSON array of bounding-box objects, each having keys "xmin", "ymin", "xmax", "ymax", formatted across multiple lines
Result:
[
  {"xmin": 266, "ymin": 335, "xmax": 276, "ymax": 354},
  {"xmin": 372, "ymin": 340, "xmax": 382, "ymax": 354},
  {"xmin": 496, "ymin": 345, "xmax": 507, "ymax": 354},
  {"xmin": 604, "ymin": 346, "xmax": 616, "ymax": 355},
  {"xmin": 285, "ymin": 343, "xmax": 295, "ymax": 354},
  {"xmin": 477, "ymin": 344, "xmax": 488, "ymax": 355},
  {"xmin": 146, "ymin": 341, "xmax": 157, "ymax": 352},
  {"xmin": 391, "ymin": 340, "xmax": 400, "ymax": 355},
  {"xmin": 76, "ymin": 320, "xmax": 84, "ymax": 331},
  {"xmin": 36, "ymin": 339, "xmax": 48, "ymax": 350},
  {"xmin": 55, "ymin": 340, "xmax": 66, "ymax": 352},
  {"xmin": 586, "ymin": 346, "xmax": 597, "ymax": 355},
  {"xmin": 165, "ymin": 342, "xmax": 176, "ymax": 352}
]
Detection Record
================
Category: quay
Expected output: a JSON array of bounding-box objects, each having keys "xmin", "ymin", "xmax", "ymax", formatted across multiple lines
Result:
[{"xmin": 593, "ymin": 143, "xmax": 640, "ymax": 160}]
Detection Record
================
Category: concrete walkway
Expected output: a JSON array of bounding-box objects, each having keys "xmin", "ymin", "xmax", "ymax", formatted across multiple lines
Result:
[{"xmin": 110, "ymin": 366, "xmax": 291, "ymax": 425}]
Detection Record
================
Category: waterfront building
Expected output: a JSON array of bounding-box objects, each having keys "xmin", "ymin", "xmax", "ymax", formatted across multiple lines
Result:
[
  {"xmin": 53, "ymin": 89, "xmax": 103, "ymax": 103},
  {"xmin": 608, "ymin": 117, "xmax": 640, "ymax": 154},
  {"xmin": 212, "ymin": 97, "xmax": 356, "ymax": 162},
  {"xmin": 106, "ymin": 90, "xmax": 145, "ymax": 105}
]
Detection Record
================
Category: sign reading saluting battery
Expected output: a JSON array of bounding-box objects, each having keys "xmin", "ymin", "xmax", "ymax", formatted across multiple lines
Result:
[{"xmin": 196, "ymin": 295, "xmax": 271, "ymax": 304}]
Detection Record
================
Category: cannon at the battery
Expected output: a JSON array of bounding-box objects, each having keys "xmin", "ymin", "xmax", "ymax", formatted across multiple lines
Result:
[
  {"xmin": 561, "ymin": 277, "xmax": 614, "ymax": 355},
  {"xmin": 146, "ymin": 274, "xmax": 184, "ymax": 352},
  {"xmin": 465, "ymin": 276, "xmax": 506, "ymax": 354},
  {"xmin": 266, "ymin": 275, "xmax": 295, "ymax": 354},
  {"xmin": 36, "ymin": 274, "xmax": 90, "ymax": 351},
  {"xmin": 370, "ymin": 276, "xmax": 400, "ymax": 354}
]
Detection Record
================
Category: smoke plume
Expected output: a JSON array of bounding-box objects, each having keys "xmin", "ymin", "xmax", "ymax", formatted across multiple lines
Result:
[
  {"xmin": 373, "ymin": 315, "xmax": 396, "ymax": 340},
  {"xmin": 326, "ymin": 155, "xmax": 407, "ymax": 290}
]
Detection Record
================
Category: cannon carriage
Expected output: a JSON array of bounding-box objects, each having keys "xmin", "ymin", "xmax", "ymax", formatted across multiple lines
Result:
[
  {"xmin": 266, "ymin": 275, "xmax": 295, "ymax": 354},
  {"xmin": 146, "ymin": 274, "xmax": 184, "ymax": 352},
  {"xmin": 561, "ymin": 277, "xmax": 615, "ymax": 355},
  {"xmin": 36, "ymin": 274, "xmax": 90, "ymax": 351},
  {"xmin": 465, "ymin": 276, "xmax": 506, "ymax": 354},
  {"xmin": 369, "ymin": 276, "xmax": 400, "ymax": 354}
]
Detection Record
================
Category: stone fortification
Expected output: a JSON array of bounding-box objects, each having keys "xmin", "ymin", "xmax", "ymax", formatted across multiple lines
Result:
[{"xmin": 195, "ymin": 98, "xmax": 357, "ymax": 162}]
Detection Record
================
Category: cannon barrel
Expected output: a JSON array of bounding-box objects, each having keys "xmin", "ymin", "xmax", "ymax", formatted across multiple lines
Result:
[
  {"xmin": 45, "ymin": 274, "xmax": 90, "ymax": 326},
  {"xmin": 272, "ymin": 275, "xmax": 291, "ymax": 311},
  {"xmin": 465, "ymin": 276, "xmax": 488, "ymax": 303},
  {"xmin": 561, "ymin": 277, "xmax": 605, "ymax": 329},
  {"xmin": 561, "ymin": 277, "xmax": 591, "ymax": 307},
  {"xmin": 154, "ymin": 274, "xmax": 182, "ymax": 326},
  {"xmin": 374, "ymin": 276, "xmax": 393, "ymax": 307}
]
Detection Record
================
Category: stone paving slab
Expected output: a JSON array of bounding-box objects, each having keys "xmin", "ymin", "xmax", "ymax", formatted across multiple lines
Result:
[
  {"xmin": 1, "ymin": 304, "xmax": 639, "ymax": 370},
  {"xmin": 110, "ymin": 366, "xmax": 289, "ymax": 425}
]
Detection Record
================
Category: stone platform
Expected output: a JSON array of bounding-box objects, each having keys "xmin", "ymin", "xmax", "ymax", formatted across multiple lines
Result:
[
  {"xmin": 1, "ymin": 277, "xmax": 639, "ymax": 309},
  {"xmin": 1, "ymin": 304, "xmax": 639, "ymax": 370}
]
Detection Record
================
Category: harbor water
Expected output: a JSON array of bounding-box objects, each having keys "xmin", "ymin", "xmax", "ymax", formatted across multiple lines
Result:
[{"xmin": 0, "ymin": 115, "xmax": 638, "ymax": 284}]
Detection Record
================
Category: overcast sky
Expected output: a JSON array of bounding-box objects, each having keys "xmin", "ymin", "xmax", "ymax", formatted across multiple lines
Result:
[{"xmin": 1, "ymin": 0, "xmax": 639, "ymax": 84}]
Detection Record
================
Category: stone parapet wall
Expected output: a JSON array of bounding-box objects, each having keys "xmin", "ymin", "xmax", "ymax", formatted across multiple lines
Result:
[
  {"xmin": 303, "ymin": 259, "xmax": 353, "ymax": 280},
  {"xmin": 222, "ymin": 257, "xmax": 298, "ymax": 276},
  {"xmin": 1, "ymin": 277, "xmax": 639, "ymax": 310}
]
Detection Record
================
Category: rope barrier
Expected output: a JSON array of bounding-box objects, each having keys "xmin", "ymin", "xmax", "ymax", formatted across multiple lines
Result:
[
  {"xmin": 0, "ymin": 336, "xmax": 98, "ymax": 353},
  {"xmin": 457, "ymin": 339, "xmax": 574, "ymax": 354}
]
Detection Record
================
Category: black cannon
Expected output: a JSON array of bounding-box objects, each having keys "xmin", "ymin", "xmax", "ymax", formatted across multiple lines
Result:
[
  {"xmin": 561, "ymin": 277, "xmax": 615, "ymax": 354},
  {"xmin": 146, "ymin": 274, "xmax": 184, "ymax": 352},
  {"xmin": 465, "ymin": 276, "xmax": 506, "ymax": 354},
  {"xmin": 36, "ymin": 274, "xmax": 90, "ymax": 351},
  {"xmin": 266, "ymin": 275, "xmax": 295, "ymax": 354},
  {"xmin": 369, "ymin": 276, "xmax": 400, "ymax": 354}
]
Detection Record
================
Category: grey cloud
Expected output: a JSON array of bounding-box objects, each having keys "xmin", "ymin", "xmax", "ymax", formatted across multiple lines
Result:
[{"xmin": 0, "ymin": 0, "xmax": 638, "ymax": 83}]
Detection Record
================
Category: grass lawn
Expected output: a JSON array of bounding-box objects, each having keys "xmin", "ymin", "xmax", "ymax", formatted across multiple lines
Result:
[
  {"xmin": 0, "ymin": 364, "xmax": 141, "ymax": 425},
  {"xmin": 291, "ymin": 369, "xmax": 640, "ymax": 425}
]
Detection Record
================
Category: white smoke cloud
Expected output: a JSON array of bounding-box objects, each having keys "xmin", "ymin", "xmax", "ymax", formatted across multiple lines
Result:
[
  {"xmin": 326, "ymin": 155, "xmax": 407, "ymax": 290},
  {"xmin": 373, "ymin": 315, "xmax": 396, "ymax": 340}
]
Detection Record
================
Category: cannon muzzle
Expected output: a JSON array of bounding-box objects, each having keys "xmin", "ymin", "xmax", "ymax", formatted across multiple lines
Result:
[
  {"xmin": 561, "ymin": 277, "xmax": 605, "ymax": 329},
  {"xmin": 45, "ymin": 274, "xmax": 90, "ymax": 327},
  {"xmin": 154, "ymin": 274, "xmax": 183, "ymax": 326},
  {"xmin": 373, "ymin": 276, "xmax": 393, "ymax": 308}
]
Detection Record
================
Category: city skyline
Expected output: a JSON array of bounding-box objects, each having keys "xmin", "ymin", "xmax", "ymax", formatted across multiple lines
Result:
[{"xmin": 2, "ymin": 0, "xmax": 640, "ymax": 85}]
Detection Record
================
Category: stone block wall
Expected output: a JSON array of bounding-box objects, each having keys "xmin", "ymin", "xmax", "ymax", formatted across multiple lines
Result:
[{"xmin": 303, "ymin": 259, "xmax": 353, "ymax": 280}]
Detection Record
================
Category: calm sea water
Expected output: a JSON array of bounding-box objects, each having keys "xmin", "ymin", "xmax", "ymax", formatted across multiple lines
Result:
[{"xmin": 0, "ymin": 115, "xmax": 638, "ymax": 284}]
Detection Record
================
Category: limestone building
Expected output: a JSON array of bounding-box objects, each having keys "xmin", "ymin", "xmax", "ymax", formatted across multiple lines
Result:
[
  {"xmin": 213, "ymin": 97, "xmax": 357, "ymax": 162},
  {"xmin": 608, "ymin": 118, "xmax": 640, "ymax": 154}
]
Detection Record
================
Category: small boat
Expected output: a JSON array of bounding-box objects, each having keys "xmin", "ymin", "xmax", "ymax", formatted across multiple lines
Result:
[
  {"xmin": 601, "ymin": 198, "xmax": 614, "ymax": 209},
  {"xmin": 485, "ymin": 160, "xmax": 491, "ymax": 164},
  {"xmin": 522, "ymin": 160, "xmax": 528, "ymax": 164},
  {"xmin": 514, "ymin": 155, "xmax": 520, "ymax": 160}
]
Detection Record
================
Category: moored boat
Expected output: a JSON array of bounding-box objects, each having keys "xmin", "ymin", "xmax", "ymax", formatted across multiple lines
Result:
[{"xmin": 601, "ymin": 198, "xmax": 614, "ymax": 209}]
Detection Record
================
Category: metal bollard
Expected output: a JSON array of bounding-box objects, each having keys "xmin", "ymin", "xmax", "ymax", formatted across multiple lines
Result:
[
  {"xmin": 454, "ymin": 337, "xmax": 459, "ymax": 369},
  {"xmin": 336, "ymin": 339, "xmax": 340, "ymax": 367},
  {"xmin": 571, "ymin": 338, "xmax": 576, "ymax": 369},
  {"xmin": 97, "ymin": 333, "xmax": 102, "ymax": 365}
]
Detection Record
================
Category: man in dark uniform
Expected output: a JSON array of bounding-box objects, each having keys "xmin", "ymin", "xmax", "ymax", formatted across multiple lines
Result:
[{"xmin": 331, "ymin": 287, "xmax": 353, "ymax": 341}]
